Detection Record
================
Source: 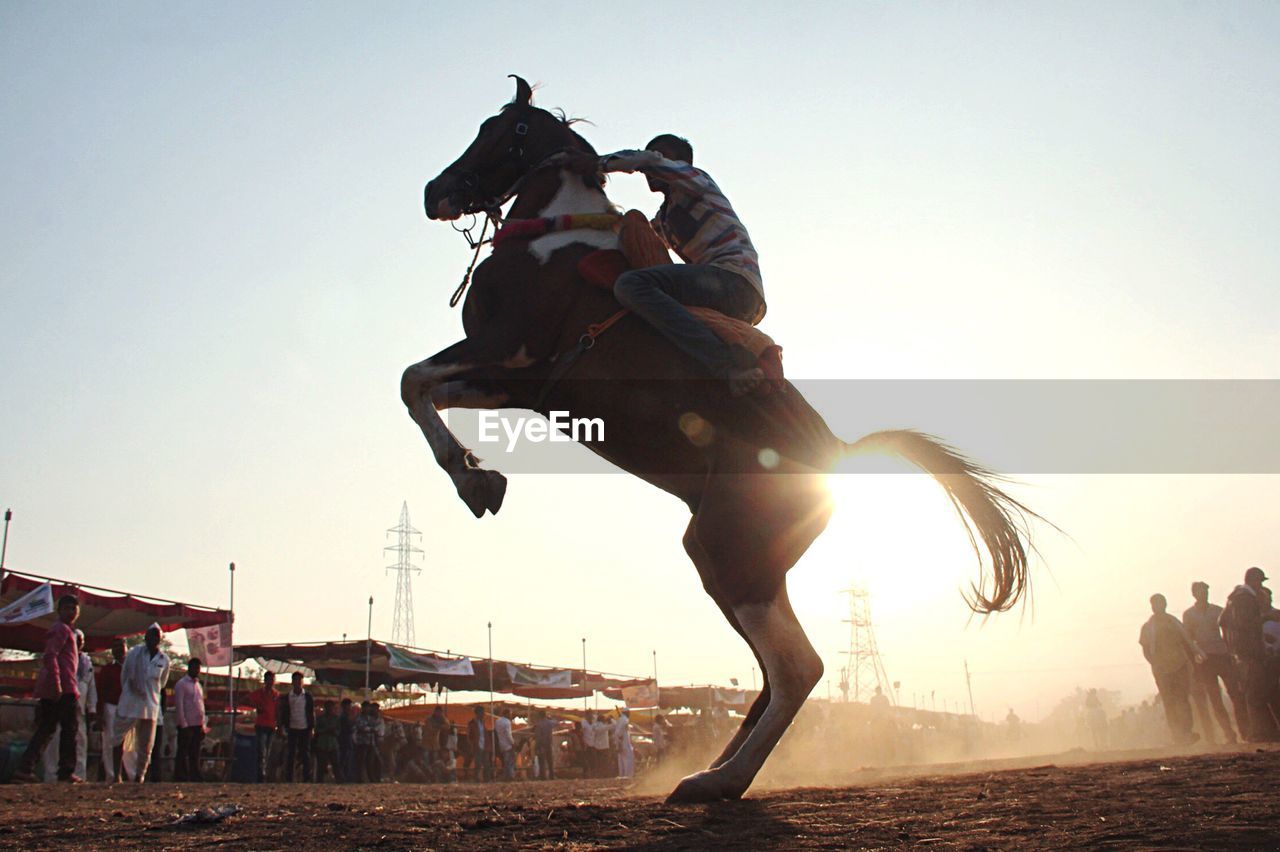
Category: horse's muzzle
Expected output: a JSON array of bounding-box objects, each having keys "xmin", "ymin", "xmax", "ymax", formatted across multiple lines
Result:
[{"xmin": 423, "ymin": 177, "xmax": 460, "ymax": 221}]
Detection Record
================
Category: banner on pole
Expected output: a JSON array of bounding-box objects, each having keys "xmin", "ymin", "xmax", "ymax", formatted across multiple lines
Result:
[
  {"xmin": 506, "ymin": 663, "xmax": 573, "ymax": 688},
  {"xmin": 0, "ymin": 582, "xmax": 54, "ymax": 626},
  {"xmin": 186, "ymin": 621, "xmax": 232, "ymax": 667},
  {"xmin": 387, "ymin": 644, "xmax": 475, "ymax": 676},
  {"xmin": 621, "ymin": 682, "xmax": 659, "ymax": 708}
]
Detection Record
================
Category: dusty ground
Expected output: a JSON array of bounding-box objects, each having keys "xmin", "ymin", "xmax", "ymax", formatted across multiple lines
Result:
[{"xmin": 1, "ymin": 747, "xmax": 1277, "ymax": 849}]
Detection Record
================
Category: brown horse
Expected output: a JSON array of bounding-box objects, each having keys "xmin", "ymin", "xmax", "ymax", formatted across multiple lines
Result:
[{"xmin": 407, "ymin": 77, "xmax": 1033, "ymax": 802}]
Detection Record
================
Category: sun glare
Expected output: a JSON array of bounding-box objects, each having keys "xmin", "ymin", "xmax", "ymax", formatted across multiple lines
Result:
[{"xmin": 788, "ymin": 469, "xmax": 984, "ymax": 688}]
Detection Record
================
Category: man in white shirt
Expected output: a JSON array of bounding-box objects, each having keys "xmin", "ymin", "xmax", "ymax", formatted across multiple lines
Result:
[
  {"xmin": 589, "ymin": 712, "xmax": 611, "ymax": 779},
  {"xmin": 613, "ymin": 710, "xmax": 634, "ymax": 778},
  {"xmin": 282, "ymin": 671, "xmax": 314, "ymax": 782},
  {"xmin": 1182, "ymin": 581, "xmax": 1243, "ymax": 744},
  {"xmin": 115, "ymin": 624, "xmax": 170, "ymax": 782},
  {"xmin": 173, "ymin": 658, "xmax": 207, "ymax": 781},
  {"xmin": 494, "ymin": 708, "xmax": 515, "ymax": 781}
]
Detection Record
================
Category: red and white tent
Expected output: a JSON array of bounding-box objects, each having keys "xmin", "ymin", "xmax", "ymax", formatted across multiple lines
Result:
[{"xmin": 0, "ymin": 569, "xmax": 228, "ymax": 653}]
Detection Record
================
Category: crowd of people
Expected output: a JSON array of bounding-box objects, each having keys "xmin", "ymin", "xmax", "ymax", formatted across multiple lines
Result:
[
  {"xmin": 1140, "ymin": 566, "xmax": 1279, "ymax": 746},
  {"xmin": 10, "ymin": 597, "xmax": 177, "ymax": 784}
]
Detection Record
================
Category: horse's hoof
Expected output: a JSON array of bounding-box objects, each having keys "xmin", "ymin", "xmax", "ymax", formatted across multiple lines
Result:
[
  {"xmin": 481, "ymin": 470, "xmax": 507, "ymax": 515},
  {"xmin": 665, "ymin": 770, "xmax": 737, "ymax": 804},
  {"xmin": 455, "ymin": 469, "xmax": 508, "ymax": 518}
]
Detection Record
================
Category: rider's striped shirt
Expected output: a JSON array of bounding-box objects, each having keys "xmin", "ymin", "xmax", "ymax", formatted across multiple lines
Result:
[{"xmin": 600, "ymin": 150, "xmax": 764, "ymax": 302}]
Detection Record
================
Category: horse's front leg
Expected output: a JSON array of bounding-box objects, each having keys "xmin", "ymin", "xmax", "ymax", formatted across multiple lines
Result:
[{"xmin": 401, "ymin": 337, "xmax": 519, "ymax": 517}]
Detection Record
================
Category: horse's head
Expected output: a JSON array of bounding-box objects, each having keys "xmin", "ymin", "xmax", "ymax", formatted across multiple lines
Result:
[{"xmin": 425, "ymin": 76, "xmax": 594, "ymax": 221}]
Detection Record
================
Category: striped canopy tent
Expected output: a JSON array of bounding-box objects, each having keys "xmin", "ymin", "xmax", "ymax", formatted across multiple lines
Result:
[
  {"xmin": 0, "ymin": 569, "xmax": 228, "ymax": 653},
  {"xmin": 233, "ymin": 639, "xmax": 650, "ymax": 698}
]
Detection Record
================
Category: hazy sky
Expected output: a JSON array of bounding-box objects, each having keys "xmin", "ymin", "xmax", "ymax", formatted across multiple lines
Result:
[{"xmin": 3, "ymin": 3, "xmax": 1278, "ymax": 720}]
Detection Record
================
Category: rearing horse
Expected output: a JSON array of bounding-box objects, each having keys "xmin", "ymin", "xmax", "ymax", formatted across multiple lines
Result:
[{"xmin": 407, "ymin": 77, "xmax": 1033, "ymax": 802}]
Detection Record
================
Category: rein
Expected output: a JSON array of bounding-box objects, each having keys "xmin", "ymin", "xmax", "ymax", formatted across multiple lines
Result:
[
  {"xmin": 443, "ymin": 148, "xmax": 589, "ymax": 309},
  {"xmin": 448, "ymin": 214, "xmax": 496, "ymax": 308}
]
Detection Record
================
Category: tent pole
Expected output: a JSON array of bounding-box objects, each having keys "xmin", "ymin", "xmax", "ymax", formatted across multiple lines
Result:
[
  {"xmin": 0, "ymin": 508, "xmax": 11, "ymax": 574},
  {"xmin": 227, "ymin": 562, "xmax": 236, "ymax": 757},
  {"xmin": 581, "ymin": 637, "xmax": 588, "ymax": 712},
  {"xmin": 365, "ymin": 596, "xmax": 373, "ymax": 698},
  {"xmin": 653, "ymin": 649, "xmax": 659, "ymax": 711}
]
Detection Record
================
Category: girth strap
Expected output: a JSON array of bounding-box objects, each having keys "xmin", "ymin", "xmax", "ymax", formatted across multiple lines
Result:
[{"xmin": 535, "ymin": 309, "xmax": 630, "ymax": 410}]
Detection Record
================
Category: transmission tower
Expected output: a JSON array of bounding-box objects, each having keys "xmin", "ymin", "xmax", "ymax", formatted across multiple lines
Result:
[
  {"xmin": 838, "ymin": 586, "xmax": 892, "ymax": 704},
  {"xmin": 384, "ymin": 501, "xmax": 423, "ymax": 646}
]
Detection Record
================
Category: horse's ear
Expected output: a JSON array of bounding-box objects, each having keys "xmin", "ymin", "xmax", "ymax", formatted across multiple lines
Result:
[{"xmin": 509, "ymin": 75, "xmax": 533, "ymax": 106}]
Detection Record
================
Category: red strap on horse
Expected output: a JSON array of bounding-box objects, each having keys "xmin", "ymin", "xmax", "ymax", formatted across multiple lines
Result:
[{"xmin": 582, "ymin": 309, "xmax": 630, "ymax": 347}]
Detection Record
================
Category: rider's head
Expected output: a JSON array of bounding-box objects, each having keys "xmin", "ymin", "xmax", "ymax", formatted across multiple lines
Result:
[
  {"xmin": 1149, "ymin": 593, "xmax": 1167, "ymax": 614},
  {"xmin": 644, "ymin": 134, "xmax": 693, "ymax": 193}
]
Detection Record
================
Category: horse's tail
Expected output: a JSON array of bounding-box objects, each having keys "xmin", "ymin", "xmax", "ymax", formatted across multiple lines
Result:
[{"xmin": 842, "ymin": 429, "xmax": 1036, "ymax": 614}]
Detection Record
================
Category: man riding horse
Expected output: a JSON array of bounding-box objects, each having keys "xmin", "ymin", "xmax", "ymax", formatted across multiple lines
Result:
[
  {"xmin": 601, "ymin": 135, "xmax": 767, "ymax": 396},
  {"xmin": 411, "ymin": 77, "xmax": 1034, "ymax": 803}
]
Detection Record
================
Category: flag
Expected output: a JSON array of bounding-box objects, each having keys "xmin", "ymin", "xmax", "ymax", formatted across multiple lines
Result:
[
  {"xmin": 622, "ymin": 683, "xmax": 660, "ymax": 708},
  {"xmin": 0, "ymin": 582, "xmax": 54, "ymax": 626},
  {"xmin": 186, "ymin": 622, "xmax": 232, "ymax": 667},
  {"xmin": 387, "ymin": 644, "xmax": 475, "ymax": 676},
  {"xmin": 506, "ymin": 663, "xmax": 572, "ymax": 688}
]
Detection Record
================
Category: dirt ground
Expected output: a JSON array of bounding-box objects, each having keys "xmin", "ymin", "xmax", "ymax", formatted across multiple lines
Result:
[{"xmin": 1, "ymin": 747, "xmax": 1277, "ymax": 850}]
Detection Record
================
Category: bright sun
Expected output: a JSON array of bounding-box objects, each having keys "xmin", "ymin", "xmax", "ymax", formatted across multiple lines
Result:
[{"xmin": 786, "ymin": 467, "xmax": 983, "ymax": 690}]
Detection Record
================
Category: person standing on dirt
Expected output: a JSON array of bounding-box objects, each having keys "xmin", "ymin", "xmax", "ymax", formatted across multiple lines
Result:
[
  {"xmin": 243, "ymin": 670, "xmax": 278, "ymax": 782},
  {"xmin": 613, "ymin": 709, "xmax": 635, "ymax": 778},
  {"xmin": 1140, "ymin": 594, "xmax": 1202, "ymax": 745},
  {"xmin": 494, "ymin": 708, "xmax": 516, "ymax": 781},
  {"xmin": 426, "ymin": 705, "xmax": 447, "ymax": 769},
  {"xmin": 337, "ymin": 697, "xmax": 356, "ymax": 782},
  {"xmin": 12, "ymin": 594, "xmax": 82, "ymax": 783},
  {"xmin": 280, "ymin": 671, "xmax": 315, "ymax": 782},
  {"xmin": 116, "ymin": 623, "xmax": 170, "ymax": 783},
  {"xmin": 467, "ymin": 705, "xmax": 490, "ymax": 782},
  {"xmin": 96, "ymin": 638, "xmax": 126, "ymax": 781},
  {"xmin": 1182, "ymin": 581, "xmax": 1243, "ymax": 743},
  {"xmin": 43, "ymin": 628, "xmax": 97, "ymax": 782},
  {"xmin": 1220, "ymin": 567, "xmax": 1277, "ymax": 741},
  {"xmin": 313, "ymin": 700, "xmax": 341, "ymax": 783},
  {"xmin": 173, "ymin": 657, "xmax": 207, "ymax": 782},
  {"xmin": 353, "ymin": 701, "xmax": 385, "ymax": 782},
  {"xmin": 533, "ymin": 710, "xmax": 555, "ymax": 780}
]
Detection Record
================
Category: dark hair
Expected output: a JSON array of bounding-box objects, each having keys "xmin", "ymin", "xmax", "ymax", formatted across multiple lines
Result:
[
  {"xmin": 341, "ymin": 697, "xmax": 352, "ymax": 706},
  {"xmin": 645, "ymin": 133, "xmax": 693, "ymax": 165},
  {"xmin": 188, "ymin": 657, "xmax": 203, "ymax": 669},
  {"xmin": 291, "ymin": 671, "xmax": 303, "ymax": 681},
  {"xmin": 57, "ymin": 594, "xmax": 80, "ymax": 609}
]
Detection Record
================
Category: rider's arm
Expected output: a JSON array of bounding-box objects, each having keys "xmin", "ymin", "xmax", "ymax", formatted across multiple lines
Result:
[{"xmin": 599, "ymin": 150, "xmax": 711, "ymax": 195}]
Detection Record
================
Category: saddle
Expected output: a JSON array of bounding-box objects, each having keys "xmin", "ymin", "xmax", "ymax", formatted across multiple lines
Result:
[{"xmin": 578, "ymin": 210, "xmax": 784, "ymax": 387}]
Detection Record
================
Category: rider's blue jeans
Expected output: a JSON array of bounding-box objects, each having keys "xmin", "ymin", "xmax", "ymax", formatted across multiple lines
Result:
[{"xmin": 613, "ymin": 264, "xmax": 763, "ymax": 377}]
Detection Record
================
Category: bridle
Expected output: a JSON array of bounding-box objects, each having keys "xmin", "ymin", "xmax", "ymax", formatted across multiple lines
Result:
[{"xmin": 439, "ymin": 122, "xmax": 591, "ymax": 308}]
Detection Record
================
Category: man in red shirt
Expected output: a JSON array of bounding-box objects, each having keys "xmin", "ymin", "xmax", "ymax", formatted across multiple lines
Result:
[
  {"xmin": 96, "ymin": 638, "xmax": 126, "ymax": 781},
  {"xmin": 14, "ymin": 594, "xmax": 82, "ymax": 782},
  {"xmin": 243, "ymin": 671, "xmax": 278, "ymax": 782}
]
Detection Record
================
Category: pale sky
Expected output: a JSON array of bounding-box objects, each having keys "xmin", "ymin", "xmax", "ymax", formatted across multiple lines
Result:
[{"xmin": 2, "ymin": 3, "xmax": 1278, "ymax": 720}]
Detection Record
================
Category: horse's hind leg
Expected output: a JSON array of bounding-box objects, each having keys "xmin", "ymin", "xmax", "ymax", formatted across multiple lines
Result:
[
  {"xmin": 401, "ymin": 337, "xmax": 516, "ymax": 517},
  {"xmin": 669, "ymin": 471, "xmax": 832, "ymax": 803},
  {"xmin": 682, "ymin": 521, "xmax": 772, "ymax": 769}
]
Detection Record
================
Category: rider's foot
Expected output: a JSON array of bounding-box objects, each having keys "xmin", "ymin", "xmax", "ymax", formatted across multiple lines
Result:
[{"xmin": 728, "ymin": 366, "xmax": 766, "ymax": 397}]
